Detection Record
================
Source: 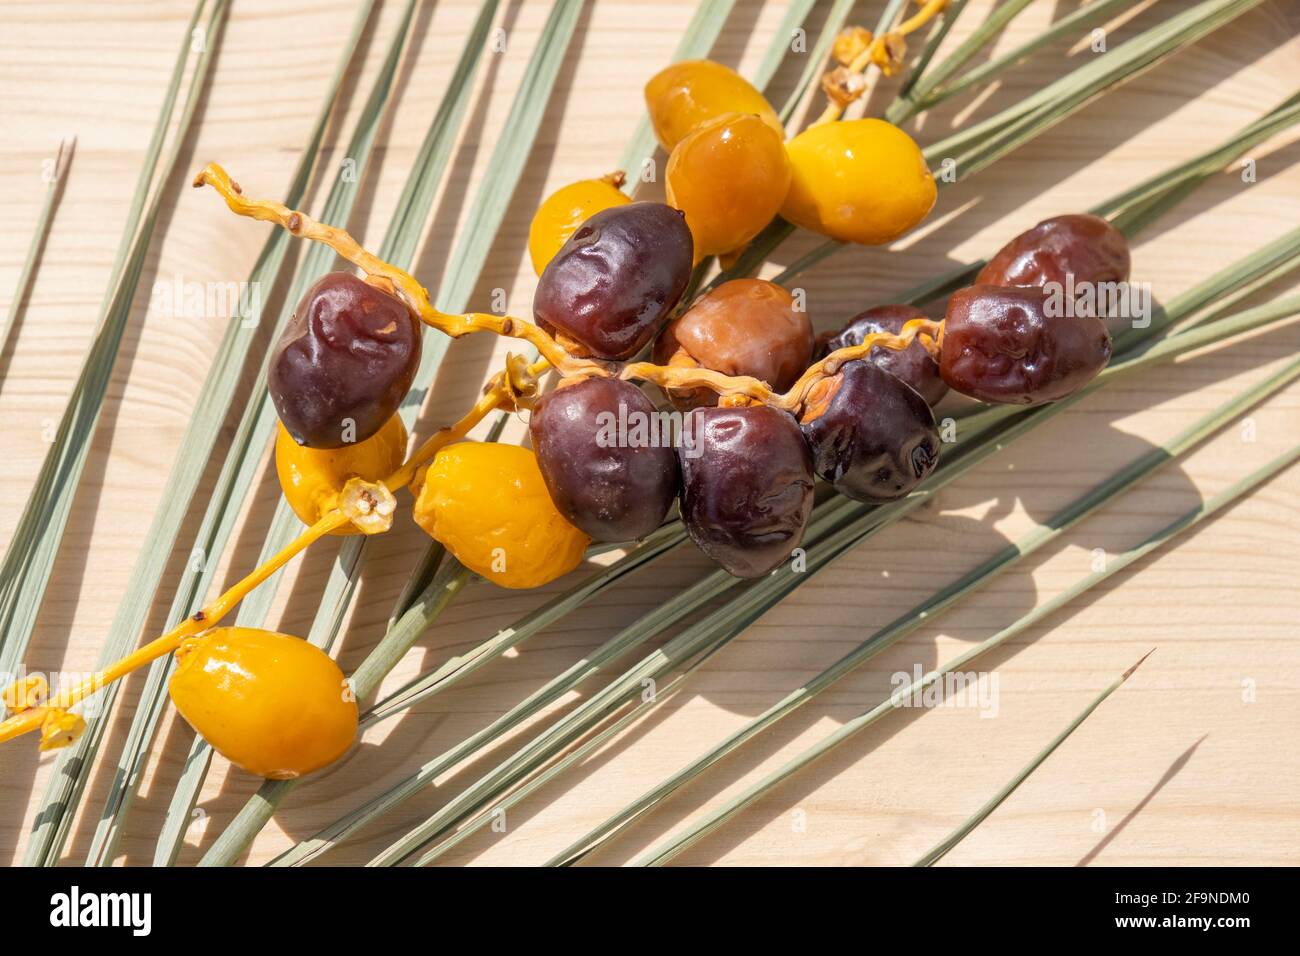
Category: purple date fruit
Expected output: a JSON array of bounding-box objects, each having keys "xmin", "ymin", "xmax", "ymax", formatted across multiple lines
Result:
[
  {"xmin": 800, "ymin": 361, "xmax": 940, "ymax": 503},
  {"xmin": 534, "ymin": 202, "xmax": 693, "ymax": 360},
  {"xmin": 269, "ymin": 272, "xmax": 421, "ymax": 448},
  {"xmin": 678, "ymin": 405, "xmax": 814, "ymax": 578},
  {"xmin": 939, "ymin": 284, "xmax": 1112, "ymax": 405},
  {"xmin": 817, "ymin": 303, "xmax": 947, "ymax": 406},
  {"xmin": 976, "ymin": 213, "xmax": 1130, "ymax": 291},
  {"xmin": 529, "ymin": 377, "xmax": 679, "ymax": 542}
]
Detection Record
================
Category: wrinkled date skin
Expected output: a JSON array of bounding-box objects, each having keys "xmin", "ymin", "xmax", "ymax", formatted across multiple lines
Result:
[
  {"xmin": 529, "ymin": 377, "xmax": 679, "ymax": 543},
  {"xmin": 940, "ymin": 284, "xmax": 1112, "ymax": 405},
  {"xmin": 818, "ymin": 304, "xmax": 947, "ymax": 406},
  {"xmin": 534, "ymin": 202, "xmax": 693, "ymax": 360},
  {"xmin": 654, "ymin": 278, "xmax": 814, "ymax": 410},
  {"xmin": 800, "ymin": 361, "xmax": 940, "ymax": 503},
  {"xmin": 976, "ymin": 213, "xmax": 1130, "ymax": 291},
  {"xmin": 678, "ymin": 405, "xmax": 814, "ymax": 578},
  {"xmin": 269, "ymin": 272, "xmax": 421, "ymax": 448}
]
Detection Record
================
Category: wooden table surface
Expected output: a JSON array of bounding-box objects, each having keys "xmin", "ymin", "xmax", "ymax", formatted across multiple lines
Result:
[{"xmin": 2, "ymin": 0, "xmax": 1298, "ymax": 867}]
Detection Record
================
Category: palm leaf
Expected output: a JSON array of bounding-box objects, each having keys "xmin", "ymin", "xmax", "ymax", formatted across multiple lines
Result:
[
  {"xmin": 0, "ymin": 137, "xmax": 75, "ymax": 357},
  {"xmin": 18, "ymin": 0, "xmax": 232, "ymax": 866},
  {"xmin": 116, "ymin": 0, "xmax": 426, "ymax": 867},
  {"xmin": 751, "ymin": 0, "xmax": 819, "ymax": 93},
  {"xmin": 913, "ymin": 650, "xmax": 1154, "ymax": 867},
  {"xmin": 778, "ymin": 0, "xmax": 856, "ymax": 123},
  {"xmin": 920, "ymin": 0, "xmax": 1143, "ymax": 109},
  {"xmin": 888, "ymin": 0, "xmax": 1038, "ymax": 123},
  {"xmin": 270, "ymin": 0, "xmax": 838, "ymax": 866},
  {"xmin": 930, "ymin": 0, "xmax": 1267, "ymax": 173},
  {"xmin": 196, "ymin": 0, "xmax": 589, "ymax": 867},
  {"xmin": 248, "ymin": 0, "xmax": 1288, "ymax": 866},
  {"xmin": 775, "ymin": 0, "xmax": 1268, "ymax": 284},
  {"xmin": 0, "ymin": 0, "xmax": 214, "ymax": 681},
  {"xmin": 551, "ymin": 352, "xmax": 1300, "ymax": 864},
  {"xmin": 276, "ymin": 81, "xmax": 1296, "ymax": 864},
  {"xmin": 372, "ymin": 260, "xmax": 1300, "ymax": 864},
  {"xmin": 144, "ymin": 0, "xmax": 497, "ymax": 866},
  {"xmin": 77, "ymin": 0, "xmax": 383, "ymax": 867},
  {"xmin": 635, "ymin": 446, "xmax": 1300, "ymax": 865}
]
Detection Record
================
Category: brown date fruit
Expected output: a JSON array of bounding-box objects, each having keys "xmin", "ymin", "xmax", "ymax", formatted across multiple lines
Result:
[
  {"xmin": 939, "ymin": 284, "xmax": 1112, "ymax": 405},
  {"xmin": 269, "ymin": 272, "xmax": 421, "ymax": 448},
  {"xmin": 678, "ymin": 405, "xmax": 814, "ymax": 578},
  {"xmin": 817, "ymin": 304, "xmax": 947, "ymax": 406},
  {"xmin": 653, "ymin": 279, "xmax": 815, "ymax": 410},
  {"xmin": 533, "ymin": 202, "xmax": 694, "ymax": 360},
  {"xmin": 529, "ymin": 377, "xmax": 679, "ymax": 543},
  {"xmin": 800, "ymin": 361, "xmax": 940, "ymax": 503},
  {"xmin": 976, "ymin": 213, "xmax": 1130, "ymax": 291}
]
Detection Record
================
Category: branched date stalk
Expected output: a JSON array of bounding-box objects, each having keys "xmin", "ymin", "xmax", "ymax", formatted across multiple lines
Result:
[
  {"xmin": 815, "ymin": 0, "xmax": 951, "ymax": 125},
  {"xmin": 196, "ymin": 163, "xmax": 941, "ymax": 415},
  {"xmin": 0, "ymin": 162, "xmax": 940, "ymax": 750}
]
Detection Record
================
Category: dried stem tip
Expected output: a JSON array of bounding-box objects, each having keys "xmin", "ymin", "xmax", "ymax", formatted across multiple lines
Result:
[
  {"xmin": 833, "ymin": 27, "xmax": 873, "ymax": 65},
  {"xmin": 340, "ymin": 478, "xmax": 397, "ymax": 535}
]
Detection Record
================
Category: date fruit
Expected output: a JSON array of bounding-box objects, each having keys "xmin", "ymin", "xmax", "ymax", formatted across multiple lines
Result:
[
  {"xmin": 976, "ymin": 213, "xmax": 1130, "ymax": 291},
  {"xmin": 529, "ymin": 377, "xmax": 679, "ymax": 542},
  {"xmin": 533, "ymin": 202, "xmax": 693, "ymax": 360},
  {"xmin": 939, "ymin": 284, "xmax": 1112, "ymax": 405},
  {"xmin": 269, "ymin": 272, "xmax": 421, "ymax": 448},
  {"xmin": 678, "ymin": 405, "xmax": 814, "ymax": 578},
  {"xmin": 818, "ymin": 304, "xmax": 947, "ymax": 406},
  {"xmin": 800, "ymin": 361, "xmax": 940, "ymax": 503},
  {"xmin": 653, "ymin": 278, "xmax": 814, "ymax": 410}
]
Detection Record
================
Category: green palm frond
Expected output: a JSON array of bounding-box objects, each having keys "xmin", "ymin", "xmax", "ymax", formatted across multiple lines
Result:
[
  {"xmin": 1, "ymin": 137, "xmax": 75, "ymax": 358},
  {"xmin": 913, "ymin": 649, "xmax": 1154, "ymax": 867},
  {"xmin": 635, "ymin": 444, "xmax": 1298, "ymax": 865},
  {"xmin": 78, "ymin": 0, "xmax": 383, "ymax": 867},
  {"xmin": 284, "ymin": 84, "xmax": 1300, "ymax": 864},
  {"xmin": 197, "ymin": 0, "xmax": 595, "ymax": 867},
  {"xmin": 19, "ymin": 0, "xmax": 232, "ymax": 866}
]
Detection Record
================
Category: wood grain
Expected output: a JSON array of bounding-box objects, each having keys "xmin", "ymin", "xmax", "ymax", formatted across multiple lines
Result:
[{"xmin": 1, "ymin": 0, "xmax": 1298, "ymax": 867}]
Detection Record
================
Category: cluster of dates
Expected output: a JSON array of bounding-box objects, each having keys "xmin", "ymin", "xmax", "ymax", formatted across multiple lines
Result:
[
  {"xmin": 264, "ymin": 58, "xmax": 1130, "ymax": 590},
  {"xmin": 267, "ymin": 204, "xmax": 1129, "ymax": 586}
]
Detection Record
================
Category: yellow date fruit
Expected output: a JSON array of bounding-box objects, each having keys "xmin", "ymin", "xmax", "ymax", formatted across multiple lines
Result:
[
  {"xmin": 781, "ymin": 118, "xmax": 936, "ymax": 245},
  {"xmin": 527, "ymin": 174, "xmax": 630, "ymax": 275},
  {"xmin": 645, "ymin": 59, "xmax": 783, "ymax": 152},
  {"xmin": 412, "ymin": 442, "xmax": 589, "ymax": 589},
  {"xmin": 666, "ymin": 112, "xmax": 792, "ymax": 259},
  {"xmin": 169, "ymin": 628, "xmax": 357, "ymax": 780},
  {"xmin": 275, "ymin": 414, "xmax": 407, "ymax": 533}
]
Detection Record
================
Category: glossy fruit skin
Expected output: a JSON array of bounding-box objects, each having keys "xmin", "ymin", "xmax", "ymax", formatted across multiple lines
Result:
[
  {"xmin": 529, "ymin": 377, "xmax": 678, "ymax": 542},
  {"xmin": 534, "ymin": 202, "xmax": 693, "ymax": 360},
  {"xmin": 781, "ymin": 119, "xmax": 935, "ymax": 245},
  {"xmin": 666, "ymin": 113, "xmax": 792, "ymax": 259},
  {"xmin": 678, "ymin": 405, "xmax": 814, "ymax": 578},
  {"xmin": 269, "ymin": 272, "xmax": 421, "ymax": 448},
  {"xmin": 645, "ymin": 59, "xmax": 784, "ymax": 152},
  {"xmin": 169, "ymin": 628, "xmax": 356, "ymax": 780},
  {"xmin": 274, "ymin": 414, "xmax": 407, "ymax": 534},
  {"xmin": 654, "ymin": 279, "xmax": 814, "ymax": 410},
  {"xmin": 976, "ymin": 213, "xmax": 1130, "ymax": 290},
  {"xmin": 528, "ymin": 177, "xmax": 631, "ymax": 276},
  {"xmin": 413, "ymin": 442, "xmax": 589, "ymax": 589},
  {"xmin": 800, "ymin": 361, "xmax": 940, "ymax": 503},
  {"xmin": 940, "ymin": 284, "xmax": 1113, "ymax": 405},
  {"xmin": 818, "ymin": 304, "xmax": 947, "ymax": 406}
]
